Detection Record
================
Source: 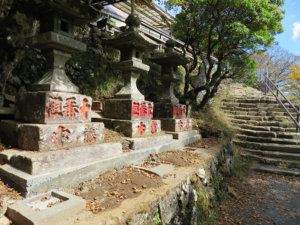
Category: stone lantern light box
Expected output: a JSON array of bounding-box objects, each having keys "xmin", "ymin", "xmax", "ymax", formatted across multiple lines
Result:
[{"xmin": 40, "ymin": 13, "xmax": 75, "ymax": 38}]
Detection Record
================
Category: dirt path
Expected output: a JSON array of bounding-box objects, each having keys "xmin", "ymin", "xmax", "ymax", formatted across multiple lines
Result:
[{"xmin": 217, "ymin": 163, "xmax": 300, "ymax": 225}]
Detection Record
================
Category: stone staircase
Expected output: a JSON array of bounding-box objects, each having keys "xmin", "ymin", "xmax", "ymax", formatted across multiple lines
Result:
[{"xmin": 222, "ymin": 94, "xmax": 300, "ymax": 176}]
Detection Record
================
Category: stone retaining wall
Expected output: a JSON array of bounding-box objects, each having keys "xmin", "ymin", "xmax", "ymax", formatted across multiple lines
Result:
[{"xmin": 73, "ymin": 140, "xmax": 235, "ymax": 225}]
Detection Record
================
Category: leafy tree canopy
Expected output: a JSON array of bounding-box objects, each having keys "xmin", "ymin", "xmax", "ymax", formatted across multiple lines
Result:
[{"xmin": 170, "ymin": 0, "xmax": 285, "ymax": 109}]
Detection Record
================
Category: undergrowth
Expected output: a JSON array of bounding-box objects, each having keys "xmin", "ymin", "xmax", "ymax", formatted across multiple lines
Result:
[{"xmin": 192, "ymin": 91, "xmax": 235, "ymax": 139}]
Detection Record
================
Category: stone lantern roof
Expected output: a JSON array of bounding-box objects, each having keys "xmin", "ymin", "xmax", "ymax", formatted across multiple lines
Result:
[
  {"xmin": 148, "ymin": 39, "xmax": 190, "ymax": 65},
  {"xmin": 15, "ymin": 0, "xmax": 102, "ymax": 26},
  {"xmin": 104, "ymin": 1, "xmax": 158, "ymax": 52}
]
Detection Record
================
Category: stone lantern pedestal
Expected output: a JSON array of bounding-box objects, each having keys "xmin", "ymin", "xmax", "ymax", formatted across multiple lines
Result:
[
  {"xmin": 0, "ymin": 2, "xmax": 123, "ymax": 197},
  {"xmin": 149, "ymin": 40, "xmax": 197, "ymax": 139}
]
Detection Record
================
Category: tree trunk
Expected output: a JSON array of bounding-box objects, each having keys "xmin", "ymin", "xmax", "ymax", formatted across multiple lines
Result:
[{"xmin": 0, "ymin": 3, "xmax": 38, "ymax": 106}]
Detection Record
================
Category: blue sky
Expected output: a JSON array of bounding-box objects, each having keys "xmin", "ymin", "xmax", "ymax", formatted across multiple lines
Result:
[
  {"xmin": 275, "ymin": 0, "xmax": 300, "ymax": 56},
  {"xmin": 158, "ymin": 0, "xmax": 300, "ymax": 56}
]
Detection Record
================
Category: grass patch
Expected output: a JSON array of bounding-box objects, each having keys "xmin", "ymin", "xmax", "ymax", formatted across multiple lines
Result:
[{"xmin": 192, "ymin": 91, "xmax": 235, "ymax": 139}]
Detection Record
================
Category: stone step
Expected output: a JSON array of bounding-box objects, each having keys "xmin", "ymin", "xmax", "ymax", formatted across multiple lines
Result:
[
  {"xmin": 9, "ymin": 142, "xmax": 123, "ymax": 175},
  {"xmin": 244, "ymin": 149, "xmax": 300, "ymax": 160},
  {"xmin": 221, "ymin": 106, "xmax": 296, "ymax": 113},
  {"xmin": 252, "ymin": 165, "xmax": 300, "ymax": 176},
  {"xmin": 235, "ymin": 128, "xmax": 300, "ymax": 140},
  {"xmin": 234, "ymin": 141, "xmax": 300, "ymax": 153},
  {"xmin": 230, "ymin": 119, "xmax": 295, "ymax": 129},
  {"xmin": 225, "ymin": 110, "xmax": 298, "ymax": 117},
  {"xmin": 223, "ymin": 97, "xmax": 287, "ymax": 104},
  {"xmin": 234, "ymin": 128, "xmax": 277, "ymax": 138},
  {"xmin": 229, "ymin": 114, "xmax": 291, "ymax": 122},
  {"xmin": 243, "ymin": 154, "xmax": 300, "ymax": 168},
  {"xmin": 236, "ymin": 135, "xmax": 299, "ymax": 145},
  {"xmin": 237, "ymin": 124, "xmax": 296, "ymax": 133},
  {"xmin": 261, "ymin": 143, "xmax": 300, "ymax": 153}
]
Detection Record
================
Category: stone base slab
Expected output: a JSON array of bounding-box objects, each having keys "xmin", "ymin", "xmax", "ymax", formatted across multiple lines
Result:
[
  {"xmin": 104, "ymin": 99, "xmax": 154, "ymax": 120},
  {"xmin": 124, "ymin": 134, "xmax": 173, "ymax": 150},
  {"xmin": 94, "ymin": 118, "xmax": 161, "ymax": 138},
  {"xmin": 154, "ymin": 103, "xmax": 188, "ymax": 119},
  {"xmin": 9, "ymin": 142, "xmax": 122, "ymax": 175},
  {"xmin": 15, "ymin": 91, "xmax": 92, "ymax": 124},
  {"xmin": 160, "ymin": 118, "xmax": 192, "ymax": 132},
  {"xmin": 0, "ymin": 149, "xmax": 24, "ymax": 165},
  {"xmin": 7, "ymin": 191, "xmax": 85, "ymax": 225},
  {"xmin": 0, "ymin": 134, "xmax": 201, "ymax": 197},
  {"xmin": 1, "ymin": 121, "xmax": 104, "ymax": 151},
  {"xmin": 166, "ymin": 130, "xmax": 199, "ymax": 140},
  {"xmin": 0, "ymin": 120, "xmax": 23, "ymax": 148}
]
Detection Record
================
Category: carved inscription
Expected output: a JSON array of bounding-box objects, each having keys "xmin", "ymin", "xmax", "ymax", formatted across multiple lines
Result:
[
  {"xmin": 64, "ymin": 97, "xmax": 79, "ymax": 118},
  {"xmin": 132, "ymin": 102, "xmax": 153, "ymax": 118},
  {"xmin": 140, "ymin": 103, "xmax": 147, "ymax": 118},
  {"xmin": 147, "ymin": 103, "xmax": 153, "ymax": 117},
  {"xmin": 46, "ymin": 97, "xmax": 63, "ymax": 119},
  {"xmin": 132, "ymin": 102, "xmax": 140, "ymax": 117},
  {"xmin": 138, "ymin": 122, "xmax": 146, "ymax": 136},
  {"xmin": 84, "ymin": 125, "xmax": 97, "ymax": 144},
  {"xmin": 178, "ymin": 120, "xmax": 183, "ymax": 130},
  {"xmin": 151, "ymin": 121, "xmax": 158, "ymax": 134},
  {"xmin": 80, "ymin": 98, "xmax": 91, "ymax": 120},
  {"xmin": 174, "ymin": 105, "xmax": 186, "ymax": 117},
  {"xmin": 52, "ymin": 126, "xmax": 71, "ymax": 148},
  {"xmin": 186, "ymin": 120, "xmax": 190, "ymax": 130}
]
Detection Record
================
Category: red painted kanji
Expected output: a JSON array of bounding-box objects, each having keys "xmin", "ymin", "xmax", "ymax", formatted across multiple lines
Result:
[
  {"xmin": 151, "ymin": 121, "xmax": 158, "ymax": 134},
  {"xmin": 182, "ymin": 106, "xmax": 186, "ymax": 116},
  {"xmin": 52, "ymin": 132, "xmax": 59, "ymax": 144},
  {"xmin": 178, "ymin": 120, "xmax": 183, "ymax": 130},
  {"xmin": 186, "ymin": 120, "xmax": 190, "ymax": 130},
  {"xmin": 147, "ymin": 103, "xmax": 153, "ymax": 117},
  {"xmin": 132, "ymin": 102, "xmax": 140, "ymax": 117},
  {"xmin": 140, "ymin": 103, "xmax": 147, "ymax": 118},
  {"xmin": 52, "ymin": 126, "xmax": 71, "ymax": 148},
  {"xmin": 174, "ymin": 105, "xmax": 179, "ymax": 116},
  {"xmin": 80, "ymin": 99, "xmax": 91, "ymax": 120},
  {"xmin": 64, "ymin": 97, "xmax": 79, "ymax": 118},
  {"xmin": 179, "ymin": 105, "xmax": 182, "ymax": 116},
  {"xmin": 61, "ymin": 127, "xmax": 70, "ymax": 144},
  {"xmin": 46, "ymin": 97, "xmax": 63, "ymax": 119},
  {"xmin": 84, "ymin": 125, "xmax": 97, "ymax": 144},
  {"xmin": 138, "ymin": 122, "xmax": 146, "ymax": 136}
]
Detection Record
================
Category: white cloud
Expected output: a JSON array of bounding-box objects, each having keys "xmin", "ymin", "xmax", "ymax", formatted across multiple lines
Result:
[{"xmin": 292, "ymin": 22, "xmax": 300, "ymax": 40}]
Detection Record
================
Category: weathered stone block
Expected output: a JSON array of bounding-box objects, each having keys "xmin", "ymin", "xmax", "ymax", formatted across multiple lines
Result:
[
  {"xmin": 15, "ymin": 91, "xmax": 92, "ymax": 124},
  {"xmin": 104, "ymin": 99, "xmax": 154, "ymax": 120},
  {"xmin": 153, "ymin": 103, "xmax": 188, "ymax": 119},
  {"xmin": 7, "ymin": 191, "xmax": 85, "ymax": 225},
  {"xmin": 10, "ymin": 143, "xmax": 122, "ymax": 175},
  {"xmin": 17, "ymin": 122, "xmax": 104, "ymax": 151},
  {"xmin": 113, "ymin": 119, "xmax": 161, "ymax": 138},
  {"xmin": 160, "ymin": 119, "xmax": 192, "ymax": 132},
  {"xmin": 166, "ymin": 130, "xmax": 199, "ymax": 140},
  {"xmin": 125, "ymin": 134, "xmax": 173, "ymax": 150},
  {"xmin": 0, "ymin": 120, "xmax": 23, "ymax": 148}
]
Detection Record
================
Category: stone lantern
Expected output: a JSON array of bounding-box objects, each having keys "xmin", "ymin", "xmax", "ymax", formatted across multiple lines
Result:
[
  {"xmin": 148, "ymin": 40, "xmax": 193, "ymax": 134},
  {"xmin": 0, "ymin": 0, "xmax": 123, "ymax": 197},
  {"xmin": 97, "ymin": 0, "xmax": 162, "ymax": 138}
]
